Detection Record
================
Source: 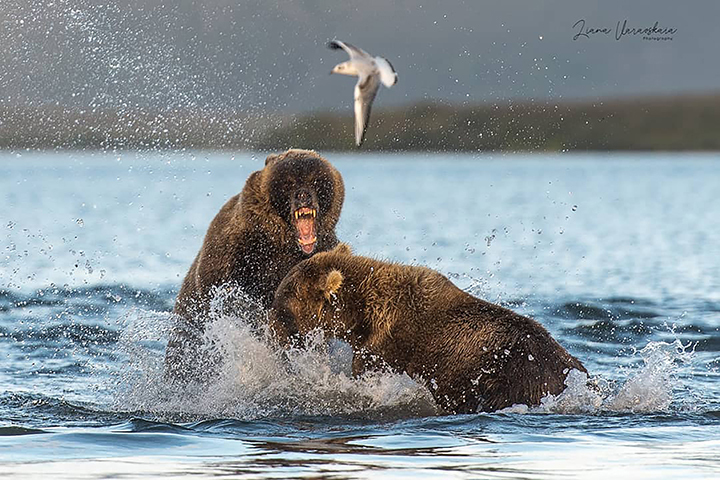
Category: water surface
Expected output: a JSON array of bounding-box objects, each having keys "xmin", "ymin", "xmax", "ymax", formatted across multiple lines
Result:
[{"xmin": 1, "ymin": 151, "xmax": 719, "ymax": 478}]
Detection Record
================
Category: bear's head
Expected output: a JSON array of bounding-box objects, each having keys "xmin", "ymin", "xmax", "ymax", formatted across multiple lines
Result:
[
  {"xmin": 259, "ymin": 149, "xmax": 344, "ymax": 255},
  {"xmin": 269, "ymin": 243, "xmax": 358, "ymax": 343}
]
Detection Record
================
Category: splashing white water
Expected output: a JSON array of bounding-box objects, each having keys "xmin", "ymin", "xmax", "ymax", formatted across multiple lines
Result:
[
  {"xmin": 605, "ymin": 340, "xmax": 694, "ymax": 412},
  {"xmin": 112, "ymin": 288, "xmax": 438, "ymax": 421}
]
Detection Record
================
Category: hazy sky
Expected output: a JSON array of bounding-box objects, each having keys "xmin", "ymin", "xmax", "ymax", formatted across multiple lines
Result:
[{"xmin": 1, "ymin": 1, "xmax": 717, "ymax": 113}]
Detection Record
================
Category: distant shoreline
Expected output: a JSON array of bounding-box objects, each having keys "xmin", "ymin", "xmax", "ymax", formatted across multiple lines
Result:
[{"xmin": 2, "ymin": 93, "xmax": 720, "ymax": 152}]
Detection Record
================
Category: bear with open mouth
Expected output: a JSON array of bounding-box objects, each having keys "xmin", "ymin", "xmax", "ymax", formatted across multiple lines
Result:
[
  {"xmin": 269, "ymin": 244, "xmax": 587, "ymax": 414},
  {"xmin": 165, "ymin": 149, "xmax": 345, "ymax": 381}
]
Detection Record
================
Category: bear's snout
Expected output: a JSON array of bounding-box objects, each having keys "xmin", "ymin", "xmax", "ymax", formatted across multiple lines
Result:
[
  {"xmin": 268, "ymin": 305, "xmax": 300, "ymax": 346},
  {"xmin": 294, "ymin": 189, "xmax": 316, "ymax": 208}
]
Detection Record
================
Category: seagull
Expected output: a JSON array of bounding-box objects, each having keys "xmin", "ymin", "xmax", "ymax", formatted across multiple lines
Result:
[{"xmin": 328, "ymin": 40, "xmax": 398, "ymax": 147}]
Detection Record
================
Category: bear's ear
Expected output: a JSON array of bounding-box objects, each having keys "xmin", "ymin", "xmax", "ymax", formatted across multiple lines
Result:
[
  {"xmin": 265, "ymin": 153, "xmax": 281, "ymax": 166},
  {"xmin": 333, "ymin": 243, "xmax": 352, "ymax": 256},
  {"xmin": 322, "ymin": 269, "xmax": 343, "ymax": 300}
]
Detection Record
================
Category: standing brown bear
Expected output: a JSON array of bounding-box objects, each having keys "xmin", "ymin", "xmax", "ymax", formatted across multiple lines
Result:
[
  {"xmin": 166, "ymin": 149, "xmax": 345, "ymax": 381},
  {"xmin": 269, "ymin": 244, "xmax": 587, "ymax": 414}
]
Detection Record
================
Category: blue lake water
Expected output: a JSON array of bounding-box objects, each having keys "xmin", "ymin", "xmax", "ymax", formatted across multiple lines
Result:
[{"xmin": 1, "ymin": 151, "xmax": 719, "ymax": 478}]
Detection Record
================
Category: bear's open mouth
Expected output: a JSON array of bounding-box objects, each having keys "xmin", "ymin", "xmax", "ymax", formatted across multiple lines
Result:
[{"xmin": 294, "ymin": 207, "xmax": 317, "ymax": 254}]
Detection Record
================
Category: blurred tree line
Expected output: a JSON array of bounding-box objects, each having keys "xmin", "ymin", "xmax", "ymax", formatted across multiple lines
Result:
[{"xmin": 1, "ymin": 93, "xmax": 719, "ymax": 152}]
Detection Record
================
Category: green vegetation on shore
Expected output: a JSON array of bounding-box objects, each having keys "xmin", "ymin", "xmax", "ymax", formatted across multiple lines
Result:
[{"xmin": 2, "ymin": 93, "xmax": 720, "ymax": 151}]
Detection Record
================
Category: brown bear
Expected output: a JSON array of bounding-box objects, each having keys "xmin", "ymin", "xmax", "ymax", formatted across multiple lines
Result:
[
  {"xmin": 269, "ymin": 244, "xmax": 587, "ymax": 414},
  {"xmin": 165, "ymin": 149, "xmax": 345, "ymax": 381}
]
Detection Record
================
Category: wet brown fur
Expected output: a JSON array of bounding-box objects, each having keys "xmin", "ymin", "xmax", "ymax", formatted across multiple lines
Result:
[
  {"xmin": 166, "ymin": 149, "xmax": 345, "ymax": 380},
  {"xmin": 269, "ymin": 244, "xmax": 587, "ymax": 414}
]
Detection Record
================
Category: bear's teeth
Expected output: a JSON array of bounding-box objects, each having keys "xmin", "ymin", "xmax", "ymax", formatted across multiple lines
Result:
[
  {"xmin": 298, "ymin": 236, "xmax": 317, "ymax": 246},
  {"xmin": 294, "ymin": 208, "xmax": 316, "ymax": 219}
]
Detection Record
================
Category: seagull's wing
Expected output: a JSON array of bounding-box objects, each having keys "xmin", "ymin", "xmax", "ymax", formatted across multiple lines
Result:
[
  {"xmin": 354, "ymin": 74, "xmax": 380, "ymax": 147},
  {"xmin": 374, "ymin": 57, "xmax": 398, "ymax": 87},
  {"xmin": 328, "ymin": 40, "xmax": 372, "ymax": 61}
]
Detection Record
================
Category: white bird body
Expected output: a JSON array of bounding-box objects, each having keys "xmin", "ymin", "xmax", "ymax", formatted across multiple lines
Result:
[{"xmin": 328, "ymin": 40, "xmax": 397, "ymax": 147}]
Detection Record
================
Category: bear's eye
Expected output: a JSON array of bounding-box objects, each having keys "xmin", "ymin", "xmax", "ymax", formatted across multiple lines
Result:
[
  {"xmin": 314, "ymin": 176, "xmax": 333, "ymax": 210},
  {"xmin": 268, "ymin": 175, "xmax": 297, "ymax": 215}
]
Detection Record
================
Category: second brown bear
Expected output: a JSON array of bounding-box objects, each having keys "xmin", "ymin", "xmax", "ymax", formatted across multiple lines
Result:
[{"xmin": 269, "ymin": 244, "xmax": 587, "ymax": 414}]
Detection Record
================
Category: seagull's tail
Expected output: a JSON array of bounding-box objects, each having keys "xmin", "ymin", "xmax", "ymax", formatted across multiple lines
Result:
[{"xmin": 375, "ymin": 57, "xmax": 398, "ymax": 88}]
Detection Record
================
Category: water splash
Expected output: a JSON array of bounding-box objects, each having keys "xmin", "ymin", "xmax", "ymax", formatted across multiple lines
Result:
[
  {"xmin": 112, "ymin": 287, "xmax": 438, "ymax": 422},
  {"xmin": 605, "ymin": 340, "xmax": 695, "ymax": 412}
]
